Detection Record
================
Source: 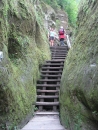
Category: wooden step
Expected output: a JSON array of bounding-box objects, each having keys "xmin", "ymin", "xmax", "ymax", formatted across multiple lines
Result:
[
  {"xmin": 42, "ymin": 67, "xmax": 63, "ymax": 69},
  {"xmin": 35, "ymin": 112, "xmax": 59, "ymax": 115},
  {"xmin": 37, "ymin": 95, "xmax": 59, "ymax": 98},
  {"xmin": 43, "ymin": 63, "xmax": 64, "ymax": 66},
  {"xmin": 51, "ymin": 51, "xmax": 68, "ymax": 52},
  {"xmin": 51, "ymin": 51, "xmax": 67, "ymax": 53},
  {"xmin": 50, "ymin": 46, "xmax": 68, "ymax": 48},
  {"xmin": 36, "ymin": 84, "xmax": 60, "ymax": 87},
  {"xmin": 37, "ymin": 89, "xmax": 59, "ymax": 93},
  {"xmin": 51, "ymin": 54, "xmax": 67, "ymax": 56},
  {"xmin": 51, "ymin": 48, "xmax": 68, "ymax": 50},
  {"xmin": 37, "ymin": 79, "xmax": 61, "ymax": 82},
  {"xmin": 51, "ymin": 50, "xmax": 67, "ymax": 52},
  {"xmin": 46, "ymin": 60, "xmax": 64, "ymax": 62},
  {"xmin": 41, "ymin": 70, "xmax": 62, "ymax": 73},
  {"xmin": 36, "ymin": 102, "xmax": 59, "ymax": 106},
  {"xmin": 40, "ymin": 74, "xmax": 61, "ymax": 77},
  {"xmin": 51, "ymin": 56, "xmax": 66, "ymax": 58},
  {"xmin": 52, "ymin": 57, "xmax": 65, "ymax": 59},
  {"xmin": 51, "ymin": 53, "xmax": 67, "ymax": 55}
]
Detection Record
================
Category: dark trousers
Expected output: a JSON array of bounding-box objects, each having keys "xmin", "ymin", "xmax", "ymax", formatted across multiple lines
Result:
[{"xmin": 60, "ymin": 38, "xmax": 65, "ymax": 46}]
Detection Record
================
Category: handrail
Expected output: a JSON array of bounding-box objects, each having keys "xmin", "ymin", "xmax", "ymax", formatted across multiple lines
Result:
[
  {"xmin": 0, "ymin": 51, "xmax": 3, "ymax": 62},
  {"xmin": 66, "ymin": 35, "xmax": 71, "ymax": 49}
]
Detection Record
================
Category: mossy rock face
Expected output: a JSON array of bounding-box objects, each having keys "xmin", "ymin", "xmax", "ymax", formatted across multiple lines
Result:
[
  {"xmin": 60, "ymin": 0, "xmax": 98, "ymax": 130},
  {"xmin": 0, "ymin": 0, "xmax": 50, "ymax": 129}
]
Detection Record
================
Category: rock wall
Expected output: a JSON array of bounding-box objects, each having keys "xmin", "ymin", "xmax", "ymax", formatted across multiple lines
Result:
[
  {"xmin": 0, "ymin": 0, "xmax": 50, "ymax": 129},
  {"xmin": 60, "ymin": 0, "xmax": 98, "ymax": 130}
]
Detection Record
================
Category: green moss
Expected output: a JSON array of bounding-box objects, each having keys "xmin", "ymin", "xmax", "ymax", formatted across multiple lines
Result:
[
  {"xmin": 0, "ymin": 0, "xmax": 50, "ymax": 129},
  {"xmin": 60, "ymin": 0, "xmax": 98, "ymax": 130}
]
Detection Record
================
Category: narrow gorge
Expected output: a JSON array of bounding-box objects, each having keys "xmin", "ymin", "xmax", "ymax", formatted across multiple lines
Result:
[{"xmin": 0, "ymin": 0, "xmax": 98, "ymax": 130}]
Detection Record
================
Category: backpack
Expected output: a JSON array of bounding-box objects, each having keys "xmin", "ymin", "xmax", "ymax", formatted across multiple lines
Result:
[{"xmin": 59, "ymin": 29, "xmax": 64, "ymax": 35}]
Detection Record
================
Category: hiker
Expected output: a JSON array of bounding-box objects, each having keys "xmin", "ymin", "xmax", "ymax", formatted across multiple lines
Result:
[
  {"xmin": 58, "ymin": 26, "xmax": 66, "ymax": 46},
  {"xmin": 48, "ymin": 27, "xmax": 56, "ymax": 46}
]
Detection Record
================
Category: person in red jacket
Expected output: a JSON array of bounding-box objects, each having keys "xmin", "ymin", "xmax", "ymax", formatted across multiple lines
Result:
[{"xmin": 58, "ymin": 26, "xmax": 66, "ymax": 46}]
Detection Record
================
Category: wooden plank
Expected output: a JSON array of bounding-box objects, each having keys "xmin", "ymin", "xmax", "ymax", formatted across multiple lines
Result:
[
  {"xmin": 51, "ymin": 49, "xmax": 67, "ymax": 52},
  {"xmin": 37, "ymin": 79, "xmax": 61, "ymax": 82},
  {"xmin": 46, "ymin": 60, "xmax": 64, "ymax": 62},
  {"xmin": 37, "ymin": 89, "xmax": 59, "ymax": 93},
  {"xmin": 40, "ymin": 74, "xmax": 61, "ymax": 77},
  {"xmin": 36, "ymin": 84, "xmax": 60, "ymax": 87},
  {"xmin": 41, "ymin": 71, "xmax": 62, "ymax": 73},
  {"xmin": 35, "ymin": 112, "xmax": 59, "ymax": 115},
  {"xmin": 50, "ymin": 45, "xmax": 68, "ymax": 48},
  {"xmin": 43, "ymin": 63, "xmax": 64, "ymax": 66},
  {"xmin": 42, "ymin": 67, "xmax": 63, "ymax": 69},
  {"xmin": 52, "ymin": 57, "xmax": 65, "ymax": 59},
  {"xmin": 36, "ymin": 102, "xmax": 59, "ymax": 105},
  {"xmin": 37, "ymin": 95, "xmax": 59, "ymax": 98}
]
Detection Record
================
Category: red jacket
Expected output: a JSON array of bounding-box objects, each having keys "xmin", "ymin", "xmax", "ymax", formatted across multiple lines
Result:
[
  {"xmin": 59, "ymin": 30, "xmax": 66, "ymax": 39},
  {"xmin": 59, "ymin": 34, "xmax": 66, "ymax": 39}
]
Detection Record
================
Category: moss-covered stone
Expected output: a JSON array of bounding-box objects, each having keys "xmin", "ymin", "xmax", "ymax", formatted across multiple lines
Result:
[
  {"xmin": 60, "ymin": 0, "xmax": 98, "ymax": 130},
  {"xmin": 0, "ymin": 0, "xmax": 50, "ymax": 129}
]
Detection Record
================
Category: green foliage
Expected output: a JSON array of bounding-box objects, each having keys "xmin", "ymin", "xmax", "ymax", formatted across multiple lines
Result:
[
  {"xmin": 63, "ymin": 0, "xmax": 78, "ymax": 26},
  {"xmin": 42, "ymin": 0, "xmax": 59, "ymax": 10},
  {"xmin": 42, "ymin": 0, "xmax": 80, "ymax": 26}
]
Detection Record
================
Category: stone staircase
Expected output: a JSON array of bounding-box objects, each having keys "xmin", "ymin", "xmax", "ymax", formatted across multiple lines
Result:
[{"xmin": 36, "ymin": 46, "xmax": 68, "ymax": 111}]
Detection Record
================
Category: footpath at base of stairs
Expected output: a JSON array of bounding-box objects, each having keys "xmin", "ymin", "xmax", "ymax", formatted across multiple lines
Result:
[
  {"xmin": 22, "ymin": 112, "xmax": 67, "ymax": 130},
  {"xmin": 21, "ymin": 46, "xmax": 68, "ymax": 130}
]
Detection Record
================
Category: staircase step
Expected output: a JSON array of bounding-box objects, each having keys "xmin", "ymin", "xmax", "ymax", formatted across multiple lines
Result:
[
  {"xmin": 51, "ymin": 53, "xmax": 67, "ymax": 55},
  {"xmin": 50, "ymin": 49, "xmax": 68, "ymax": 51},
  {"xmin": 36, "ymin": 84, "xmax": 60, "ymax": 87},
  {"xmin": 52, "ymin": 57, "xmax": 65, "ymax": 59},
  {"xmin": 37, "ymin": 89, "xmax": 59, "ymax": 93},
  {"xmin": 51, "ymin": 53, "xmax": 66, "ymax": 56},
  {"xmin": 43, "ymin": 63, "xmax": 64, "ymax": 66},
  {"xmin": 50, "ymin": 45, "xmax": 68, "ymax": 48},
  {"xmin": 51, "ymin": 51, "xmax": 67, "ymax": 53},
  {"xmin": 51, "ymin": 56, "xmax": 66, "ymax": 58},
  {"xmin": 50, "ymin": 46, "xmax": 68, "ymax": 48},
  {"xmin": 38, "ymin": 79, "xmax": 61, "ymax": 82},
  {"xmin": 37, "ymin": 95, "xmax": 59, "ymax": 99},
  {"xmin": 42, "ymin": 67, "xmax": 63, "ymax": 69},
  {"xmin": 35, "ymin": 112, "xmax": 59, "ymax": 115},
  {"xmin": 51, "ymin": 50, "xmax": 66, "ymax": 52},
  {"xmin": 51, "ymin": 57, "xmax": 65, "ymax": 59},
  {"xmin": 46, "ymin": 60, "xmax": 64, "ymax": 62},
  {"xmin": 51, "ymin": 54, "xmax": 67, "ymax": 56},
  {"xmin": 51, "ymin": 51, "xmax": 68, "ymax": 53},
  {"xmin": 41, "ymin": 70, "xmax": 62, "ymax": 73},
  {"xmin": 36, "ymin": 102, "xmax": 59, "ymax": 106},
  {"xmin": 40, "ymin": 74, "xmax": 61, "ymax": 77}
]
